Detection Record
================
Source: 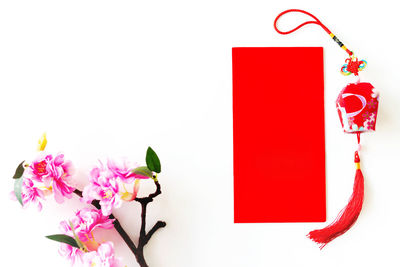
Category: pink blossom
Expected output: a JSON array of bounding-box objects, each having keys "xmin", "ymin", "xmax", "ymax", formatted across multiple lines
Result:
[
  {"xmin": 59, "ymin": 243, "xmax": 84, "ymax": 266},
  {"xmin": 28, "ymin": 153, "xmax": 75, "ymax": 204},
  {"xmin": 83, "ymin": 159, "xmax": 152, "ymax": 215},
  {"xmin": 83, "ymin": 242, "xmax": 121, "ymax": 267},
  {"xmin": 60, "ymin": 208, "xmax": 114, "ymax": 243},
  {"xmin": 29, "ymin": 155, "xmax": 50, "ymax": 182},
  {"xmin": 82, "ymin": 162, "xmax": 122, "ymax": 216},
  {"xmin": 107, "ymin": 159, "xmax": 149, "ymax": 183},
  {"xmin": 59, "ymin": 208, "xmax": 115, "ymax": 265},
  {"xmin": 21, "ymin": 178, "xmax": 45, "ymax": 211},
  {"xmin": 46, "ymin": 154, "xmax": 75, "ymax": 203}
]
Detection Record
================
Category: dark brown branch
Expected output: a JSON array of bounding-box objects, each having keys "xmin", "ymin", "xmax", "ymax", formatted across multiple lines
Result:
[
  {"xmin": 143, "ymin": 221, "xmax": 167, "ymax": 246},
  {"xmin": 135, "ymin": 180, "xmax": 166, "ymax": 247},
  {"xmin": 134, "ymin": 179, "xmax": 166, "ymax": 266},
  {"xmin": 73, "ymin": 178, "xmax": 166, "ymax": 267},
  {"xmin": 110, "ymin": 214, "xmax": 138, "ymax": 255},
  {"xmin": 135, "ymin": 179, "xmax": 162, "ymax": 203},
  {"xmin": 138, "ymin": 202, "xmax": 148, "ymax": 248}
]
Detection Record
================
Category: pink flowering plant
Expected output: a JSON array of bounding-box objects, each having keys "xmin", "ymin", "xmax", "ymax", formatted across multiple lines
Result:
[
  {"xmin": 82, "ymin": 158, "xmax": 150, "ymax": 216},
  {"xmin": 12, "ymin": 134, "xmax": 166, "ymax": 267},
  {"xmin": 50, "ymin": 208, "xmax": 120, "ymax": 266},
  {"xmin": 12, "ymin": 134, "xmax": 76, "ymax": 210}
]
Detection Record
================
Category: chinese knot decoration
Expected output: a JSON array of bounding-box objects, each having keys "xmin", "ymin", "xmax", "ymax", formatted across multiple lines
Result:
[
  {"xmin": 274, "ymin": 9, "xmax": 379, "ymax": 248},
  {"xmin": 341, "ymin": 56, "xmax": 367, "ymax": 76}
]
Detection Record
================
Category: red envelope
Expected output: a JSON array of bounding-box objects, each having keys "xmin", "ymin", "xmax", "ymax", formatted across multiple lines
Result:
[{"xmin": 233, "ymin": 47, "xmax": 326, "ymax": 223}]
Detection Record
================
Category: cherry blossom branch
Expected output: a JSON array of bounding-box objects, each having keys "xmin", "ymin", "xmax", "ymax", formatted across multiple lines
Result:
[
  {"xmin": 134, "ymin": 180, "xmax": 166, "ymax": 266},
  {"xmin": 12, "ymin": 137, "xmax": 165, "ymax": 267},
  {"xmin": 135, "ymin": 179, "xmax": 162, "ymax": 202},
  {"xmin": 144, "ymin": 221, "xmax": 167, "ymax": 247},
  {"xmin": 73, "ymin": 189, "xmax": 138, "ymax": 255},
  {"xmin": 73, "ymin": 179, "xmax": 166, "ymax": 267}
]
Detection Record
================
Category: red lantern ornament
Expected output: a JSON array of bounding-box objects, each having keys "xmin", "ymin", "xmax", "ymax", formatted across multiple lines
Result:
[
  {"xmin": 274, "ymin": 9, "xmax": 379, "ymax": 249},
  {"xmin": 337, "ymin": 82, "xmax": 379, "ymax": 134}
]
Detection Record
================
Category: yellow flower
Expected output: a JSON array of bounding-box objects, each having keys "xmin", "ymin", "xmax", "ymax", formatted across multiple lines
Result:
[{"xmin": 37, "ymin": 133, "xmax": 47, "ymax": 151}]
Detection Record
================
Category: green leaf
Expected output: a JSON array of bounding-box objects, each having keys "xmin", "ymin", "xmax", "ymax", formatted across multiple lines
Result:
[
  {"xmin": 13, "ymin": 161, "xmax": 25, "ymax": 179},
  {"xmin": 146, "ymin": 147, "xmax": 161, "ymax": 173},
  {"xmin": 132, "ymin": 166, "xmax": 153, "ymax": 178},
  {"xmin": 14, "ymin": 177, "xmax": 24, "ymax": 206},
  {"xmin": 45, "ymin": 234, "xmax": 80, "ymax": 248}
]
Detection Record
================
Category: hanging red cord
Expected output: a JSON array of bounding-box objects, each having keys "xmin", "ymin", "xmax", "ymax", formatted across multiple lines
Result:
[
  {"xmin": 273, "ymin": 9, "xmax": 374, "ymax": 249},
  {"xmin": 273, "ymin": 9, "xmax": 353, "ymax": 56}
]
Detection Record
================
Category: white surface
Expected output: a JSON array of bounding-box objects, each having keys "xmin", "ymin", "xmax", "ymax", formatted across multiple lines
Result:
[{"xmin": 0, "ymin": 0, "xmax": 399, "ymax": 266}]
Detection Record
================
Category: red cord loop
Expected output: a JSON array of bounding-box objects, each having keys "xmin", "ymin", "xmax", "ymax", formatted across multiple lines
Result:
[
  {"xmin": 274, "ymin": 9, "xmax": 353, "ymax": 56},
  {"xmin": 273, "ymin": 9, "xmax": 331, "ymax": 35}
]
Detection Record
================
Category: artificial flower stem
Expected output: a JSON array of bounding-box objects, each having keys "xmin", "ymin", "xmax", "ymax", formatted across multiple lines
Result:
[
  {"xmin": 73, "ymin": 179, "xmax": 166, "ymax": 267},
  {"xmin": 139, "ymin": 202, "xmax": 147, "ymax": 248},
  {"xmin": 133, "ymin": 180, "xmax": 165, "ymax": 267},
  {"xmin": 69, "ymin": 221, "xmax": 88, "ymax": 252}
]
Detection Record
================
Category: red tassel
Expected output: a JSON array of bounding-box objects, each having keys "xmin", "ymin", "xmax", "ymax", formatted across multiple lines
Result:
[{"xmin": 308, "ymin": 151, "xmax": 364, "ymax": 249}]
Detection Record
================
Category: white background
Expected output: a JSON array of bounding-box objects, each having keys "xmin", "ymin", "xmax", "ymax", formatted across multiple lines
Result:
[{"xmin": 0, "ymin": 0, "xmax": 399, "ymax": 266}]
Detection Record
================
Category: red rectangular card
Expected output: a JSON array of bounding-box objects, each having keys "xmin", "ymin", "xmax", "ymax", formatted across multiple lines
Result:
[{"xmin": 233, "ymin": 47, "xmax": 326, "ymax": 223}]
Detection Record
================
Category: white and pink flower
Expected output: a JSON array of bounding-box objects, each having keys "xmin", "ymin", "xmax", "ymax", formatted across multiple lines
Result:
[
  {"xmin": 83, "ymin": 159, "xmax": 150, "ymax": 216},
  {"xmin": 58, "ymin": 208, "xmax": 116, "ymax": 265},
  {"xmin": 27, "ymin": 153, "xmax": 75, "ymax": 204},
  {"xmin": 82, "ymin": 162, "xmax": 122, "ymax": 216},
  {"xmin": 82, "ymin": 242, "xmax": 122, "ymax": 267},
  {"xmin": 59, "ymin": 208, "xmax": 114, "ymax": 243},
  {"xmin": 59, "ymin": 243, "xmax": 84, "ymax": 266},
  {"xmin": 21, "ymin": 178, "xmax": 45, "ymax": 211}
]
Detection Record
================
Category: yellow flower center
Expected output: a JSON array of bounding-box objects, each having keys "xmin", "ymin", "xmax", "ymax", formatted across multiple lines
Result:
[{"xmin": 104, "ymin": 190, "xmax": 113, "ymax": 199}]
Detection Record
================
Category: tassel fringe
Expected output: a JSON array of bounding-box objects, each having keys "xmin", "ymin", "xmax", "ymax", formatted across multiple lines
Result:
[{"xmin": 308, "ymin": 151, "xmax": 364, "ymax": 249}]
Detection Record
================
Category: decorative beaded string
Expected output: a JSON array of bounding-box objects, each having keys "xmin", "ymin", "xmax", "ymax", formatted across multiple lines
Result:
[{"xmin": 273, "ymin": 9, "xmax": 366, "ymax": 76}]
